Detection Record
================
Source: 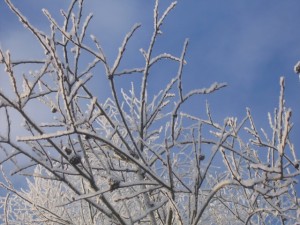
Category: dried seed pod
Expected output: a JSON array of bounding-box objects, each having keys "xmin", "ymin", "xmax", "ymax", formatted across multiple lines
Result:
[{"xmin": 69, "ymin": 155, "xmax": 81, "ymax": 165}]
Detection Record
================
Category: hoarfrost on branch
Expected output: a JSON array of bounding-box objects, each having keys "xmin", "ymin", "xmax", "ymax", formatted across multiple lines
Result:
[{"xmin": 0, "ymin": 0, "xmax": 299, "ymax": 224}]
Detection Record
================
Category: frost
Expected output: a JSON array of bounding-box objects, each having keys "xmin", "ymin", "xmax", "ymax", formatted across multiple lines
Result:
[
  {"xmin": 0, "ymin": 0, "xmax": 298, "ymax": 224},
  {"xmin": 294, "ymin": 61, "xmax": 300, "ymax": 74},
  {"xmin": 90, "ymin": 34, "xmax": 96, "ymax": 41}
]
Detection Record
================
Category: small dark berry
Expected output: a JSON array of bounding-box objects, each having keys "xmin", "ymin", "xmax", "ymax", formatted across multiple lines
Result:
[
  {"xmin": 51, "ymin": 106, "xmax": 57, "ymax": 113},
  {"xmin": 199, "ymin": 154, "xmax": 205, "ymax": 161},
  {"xmin": 295, "ymin": 163, "xmax": 299, "ymax": 169},
  {"xmin": 148, "ymin": 202, "xmax": 155, "ymax": 207},
  {"xmin": 84, "ymin": 135, "xmax": 91, "ymax": 140},
  {"xmin": 70, "ymin": 155, "xmax": 81, "ymax": 165},
  {"xmin": 64, "ymin": 147, "xmax": 72, "ymax": 155}
]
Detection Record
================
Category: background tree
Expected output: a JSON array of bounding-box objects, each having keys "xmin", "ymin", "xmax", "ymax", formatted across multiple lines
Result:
[{"xmin": 0, "ymin": 0, "xmax": 299, "ymax": 224}]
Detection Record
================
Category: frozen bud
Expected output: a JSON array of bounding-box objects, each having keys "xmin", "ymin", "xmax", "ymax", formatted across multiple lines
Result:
[
  {"xmin": 63, "ymin": 147, "xmax": 72, "ymax": 155},
  {"xmin": 225, "ymin": 117, "xmax": 237, "ymax": 127},
  {"xmin": 71, "ymin": 46, "xmax": 77, "ymax": 54},
  {"xmin": 69, "ymin": 155, "xmax": 81, "ymax": 165},
  {"xmin": 294, "ymin": 61, "xmax": 300, "ymax": 74},
  {"xmin": 0, "ymin": 97, "xmax": 9, "ymax": 107},
  {"xmin": 210, "ymin": 131, "xmax": 222, "ymax": 138},
  {"xmin": 51, "ymin": 106, "xmax": 57, "ymax": 113}
]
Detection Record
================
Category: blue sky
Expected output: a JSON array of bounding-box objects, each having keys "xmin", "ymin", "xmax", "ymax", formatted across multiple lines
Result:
[{"xmin": 1, "ymin": 0, "xmax": 300, "ymax": 193}]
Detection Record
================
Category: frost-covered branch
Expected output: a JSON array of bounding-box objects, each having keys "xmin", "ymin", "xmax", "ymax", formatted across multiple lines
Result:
[{"xmin": 0, "ymin": 0, "xmax": 299, "ymax": 224}]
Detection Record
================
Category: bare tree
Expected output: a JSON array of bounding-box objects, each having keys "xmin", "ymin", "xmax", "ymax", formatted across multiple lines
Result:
[{"xmin": 0, "ymin": 0, "xmax": 299, "ymax": 224}]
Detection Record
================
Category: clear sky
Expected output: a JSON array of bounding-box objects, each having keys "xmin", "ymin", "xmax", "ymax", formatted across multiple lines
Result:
[{"xmin": 1, "ymin": 0, "xmax": 300, "ymax": 192}]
